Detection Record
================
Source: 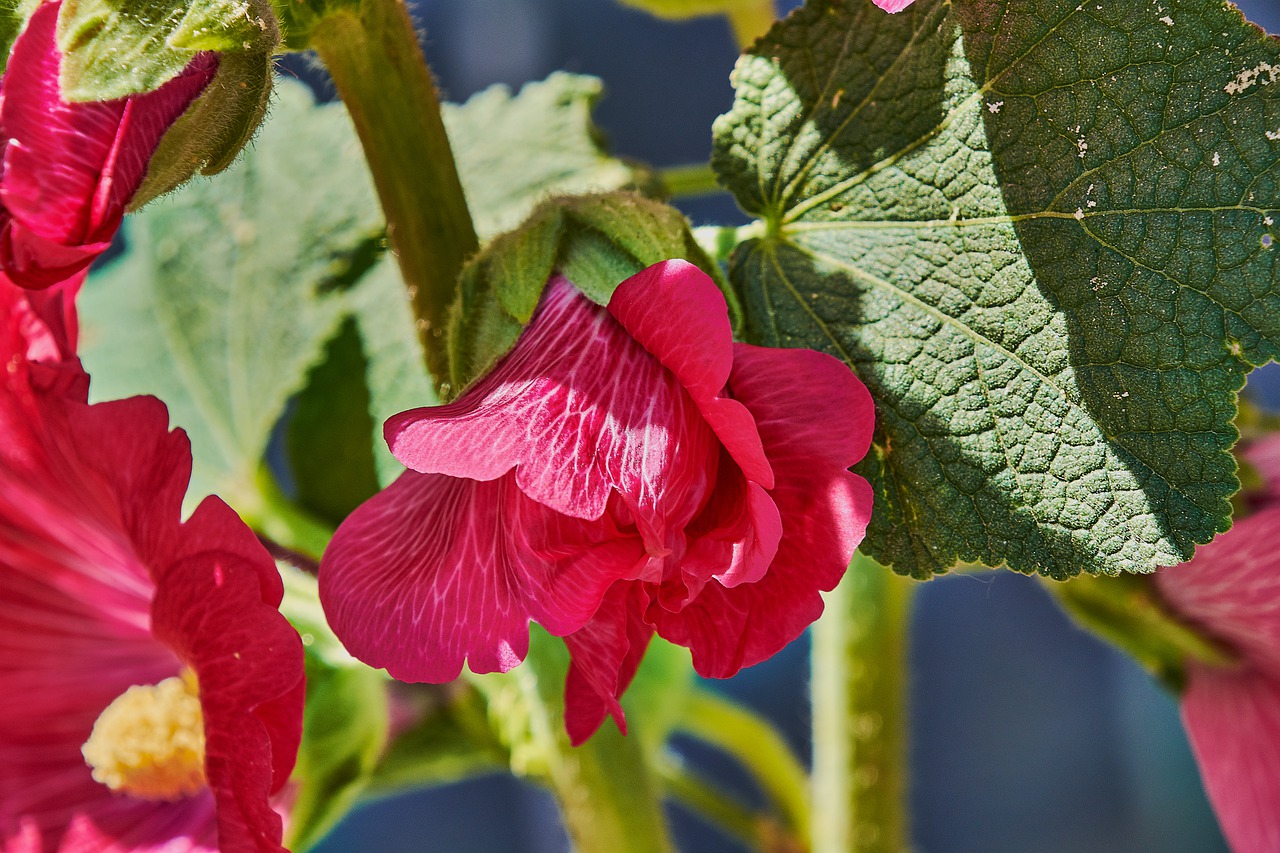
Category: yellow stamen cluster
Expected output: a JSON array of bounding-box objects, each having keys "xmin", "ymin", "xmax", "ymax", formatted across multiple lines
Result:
[{"xmin": 81, "ymin": 670, "xmax": 207, "ymax": 801}]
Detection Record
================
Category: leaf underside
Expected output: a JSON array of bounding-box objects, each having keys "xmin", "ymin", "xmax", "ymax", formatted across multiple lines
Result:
[{"xmin": 713, "ymin": 0, "xmax": 1280, "ymax": 578}]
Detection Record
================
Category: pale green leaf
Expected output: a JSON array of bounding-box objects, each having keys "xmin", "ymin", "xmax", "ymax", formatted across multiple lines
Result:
[
  {"xmin": 617, "ymin": 0, "xmax": 770, "ymax": 19},
  {"xmin": 444, "ymin": 73, "xmax": 650, "ymax": 240},
  {"xmin": 80, "ymin": 81, "xmax": 382, "ymax": 502},
  {"xmin": 713, "ymin": 0, "xmax": 1280, "ymax": 577}
]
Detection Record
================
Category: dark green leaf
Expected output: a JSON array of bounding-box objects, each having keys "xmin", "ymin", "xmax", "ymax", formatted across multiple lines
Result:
[
  {"xmin": 713, "ymin": 0, "xmax": 1280, "ymax": 577},
  {"xmin": 287, "ymin": 318, "xmax": 381, "ymax": 525}
]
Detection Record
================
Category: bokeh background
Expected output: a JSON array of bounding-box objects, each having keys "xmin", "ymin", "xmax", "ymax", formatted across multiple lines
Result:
[{"xmin": 307, "ymin": 1, "xmax": 1280, "ymax": 850}]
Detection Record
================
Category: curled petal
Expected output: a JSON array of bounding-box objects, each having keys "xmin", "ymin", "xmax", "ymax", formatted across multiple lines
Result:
[
  {"xmin": 652, "ymin": 344, "xmax": 875, "ymax": 677},
  {"xmin": 563, "ymin": 583, "xmax": 654, "ymax": 746},
  {"xmin": 0, "ymin": 2, "xmax": 216, "ymax": 288},
  {"xmin": 606, "ymin": 260, "xmax": 773, "ymax": 488},
  {"xmin": 388, "ymin": 277, "xmax": 719, "ymax": 535}
]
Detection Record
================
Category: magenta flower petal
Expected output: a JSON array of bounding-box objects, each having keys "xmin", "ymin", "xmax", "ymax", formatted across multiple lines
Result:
[
  {"xmin": 1158, "ymin": 509, "xmax": 1280, "ymax": 678},
  {"xmin": 1179, "ymin": 666, "xmax": 1280, "ymax": 852},
  {"xmin": 320, "ymin": 470, "xmax": 645, "ymax": 683},
  {"xmin": 873, "ymin": 0, "xmax": 916, "ymax": 11},
  {"xmin": 607, "ymin": 260, "xmax": 773, "ymax": 488},
  {"xmin": 651, "ymin": 343, "xmax": 874, "ymax": 677},
  {"xmin": 388, "ymin": 275, "xmax": 721, "ymax": 534},
  {"xmin": 0, "ymin": 2, "xmax": 216, "ymax": 289},
  {"xmin": 0, "ymin": 278, "xmax": 303, "ymax": 852},
  {"xmin": 1156, "ymin": 507, "xmax": 1280, "ymax": 850},
  {"xmin": 326, "ymin": 260, "xmax": 876, "ymax": 741},
  {"xmin": 562, "ymin": 582, "xmax": 654, "ymax": 746}
]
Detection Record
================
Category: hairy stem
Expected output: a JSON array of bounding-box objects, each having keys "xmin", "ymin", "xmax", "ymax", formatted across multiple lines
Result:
[
  {"xmin": 811, "ymin": 550, "xmax": 915, "ymax": 853},
  {"xmin": 311, "ymin": 0, "xmax": 479, "ymax": 384}
]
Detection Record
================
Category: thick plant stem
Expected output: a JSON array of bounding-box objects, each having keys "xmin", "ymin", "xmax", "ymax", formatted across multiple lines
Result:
[
  {"xmin": 726, "ymin": 0, "xmax": 776, "ymax": 50},
  {"xmin": 311, "ymin": 0, "xmax": 479, "ymax": 384},
  {"xmin": 811, "ymin": 550, "xmax": 915, "ymax": 853}
]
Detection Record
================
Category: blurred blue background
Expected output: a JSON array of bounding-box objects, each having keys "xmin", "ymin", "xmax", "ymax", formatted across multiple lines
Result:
[{"xmin": 308, "ymin": 1, "xmax": 1280, "ymax": 850}]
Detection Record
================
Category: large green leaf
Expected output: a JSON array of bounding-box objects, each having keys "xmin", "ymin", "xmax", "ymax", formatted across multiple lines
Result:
[
  {"xmin": 80, "ymin": 81, "xmax": 383, "ymax": 502},
  {"xmin": 713, "ymin": 0, "xmax": 1280, "ymax": 578},
  {"xmin": 444, "ymin": 73, "xmax": 650, "ymax": 240}
]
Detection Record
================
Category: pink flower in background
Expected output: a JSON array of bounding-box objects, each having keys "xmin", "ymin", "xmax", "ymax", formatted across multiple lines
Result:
[
  {"xmin": 320, "ymin": 259, "xmax": 875, "ymax": 743},
  {"xmin": 1155, "ymin": 436, "xmax": 1280, "ymax": 853},
  {"xmin": 873, "ymin": 0, "xmax": 916, "ymax": 12},
  {"xmin": 0, "ymin": 1, "xmax": 215, "ymax": 289},
  {"xmin": 0, "ymin": 277, "xmax": 305, "ymax": 852}
]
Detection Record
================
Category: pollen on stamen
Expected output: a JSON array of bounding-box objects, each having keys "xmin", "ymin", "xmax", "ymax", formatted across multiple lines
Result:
[{"xmin": 81, "ymin": 670, "xmax": 207, "ymax": 801}]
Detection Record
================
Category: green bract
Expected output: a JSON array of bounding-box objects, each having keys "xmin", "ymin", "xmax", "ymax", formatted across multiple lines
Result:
[
  {"xmin": 713, "ymin": 0, "xmax": 1280, "ymax": 578},
  {"xmin": 55, "ymin": 0, "xmax": 277, "ymax": 99},
  {"xmin": 445, "ymin": 192, "xmax": 737, "ymax": 396}
]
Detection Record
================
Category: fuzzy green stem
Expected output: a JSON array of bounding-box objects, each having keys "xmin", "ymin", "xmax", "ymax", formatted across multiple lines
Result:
[
  {"xmin": 676, "ymin": 689, "xmax": 810, "ymax": 846},
  {"xmin": 310, "ymin": 0, "xmax": 479, "ymax": 384},
  {"xmin": 660, "ymin": 162, "xmax": 722, "ymax": 199},
  {"xmin": 725, "ymin": 0, "xmax": 776, "ymax": 50},
  {"xmin": 811, "ymin": 550, "xmax": 915, "ymax": 853},
  {"xmin": 235, "ymin": 466, "xmax": 334, "ymax": 562},
  {"xmin": 517, "ymin": 637, "xmax": 674, "ymax": 853}
]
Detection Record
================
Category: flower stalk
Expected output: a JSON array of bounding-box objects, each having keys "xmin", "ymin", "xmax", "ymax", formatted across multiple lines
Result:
[
  {"xmin": 517, "ymin": 637, "xmax": 674, "ymax": 853},
  {"xmin": 811, "ymin": 549, "xmax": 915, "ymax": 853},
  {"xmin": 310, "ymin": 0, "xmax": 479, "ymax": 384}
]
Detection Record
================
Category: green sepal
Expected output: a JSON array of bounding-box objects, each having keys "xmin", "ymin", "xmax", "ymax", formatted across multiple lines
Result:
[
  {"xmin": 278, "ymin": 565, "xmax": 390, "ymax": 853},
  {"xmin": 130, "ymin": 49, "xmax": 273, "ymax": 207},
  {"xmin": 446, "ymin": 191, "xmax": 738, "ymax": 396},
  {"xmin": 55, "ymin": 0, "xmax": 278, "ymax": 101}
]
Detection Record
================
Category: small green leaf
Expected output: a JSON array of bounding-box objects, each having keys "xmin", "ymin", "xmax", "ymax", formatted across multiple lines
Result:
[
  {"xmin": 279, "ymin": 565, "xmax": 390, "ymax": 853},
  {"xmin": 447, "ymin": 191, "xmax": 737, "ymax": 393},
  {"xmin": 444, "ymin": 73, "xmax": 653, "ymax": 240},
  {"xmin": 55, "ymin": 0, "xmax": 277, "ymax": 100},
  {"xmin": 713, "ymin": 0, "xmax": 1280, "ymax": 578},
  {"xmin": 80, "ymin": 81, "xmax": 383, "ymax": 503}
]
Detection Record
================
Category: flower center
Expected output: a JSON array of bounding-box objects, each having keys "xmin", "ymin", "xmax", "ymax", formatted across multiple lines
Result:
[{"xmin": 81, "ymin": 670, "xmax": 206, "ymax": 800}]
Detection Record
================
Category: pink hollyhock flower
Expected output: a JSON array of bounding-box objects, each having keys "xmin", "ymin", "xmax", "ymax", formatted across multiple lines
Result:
[
  {"xmin": 0, "ymin": 1, "xmax": 216, "ymax": 289},
  {"xmin": 1155, "ymin": 436, "xmax": 1280, "ymax": 852},
  {"xmin": 873, "ymin": 0, "xmax": 915, "ymax": 12},
  {"xmin": 320, "ymin": 259, "xmax": 875, "ymax": 743},
  {"xmin": 0, "ymin": 277, "xmax": 305, "ymax": 851}
]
